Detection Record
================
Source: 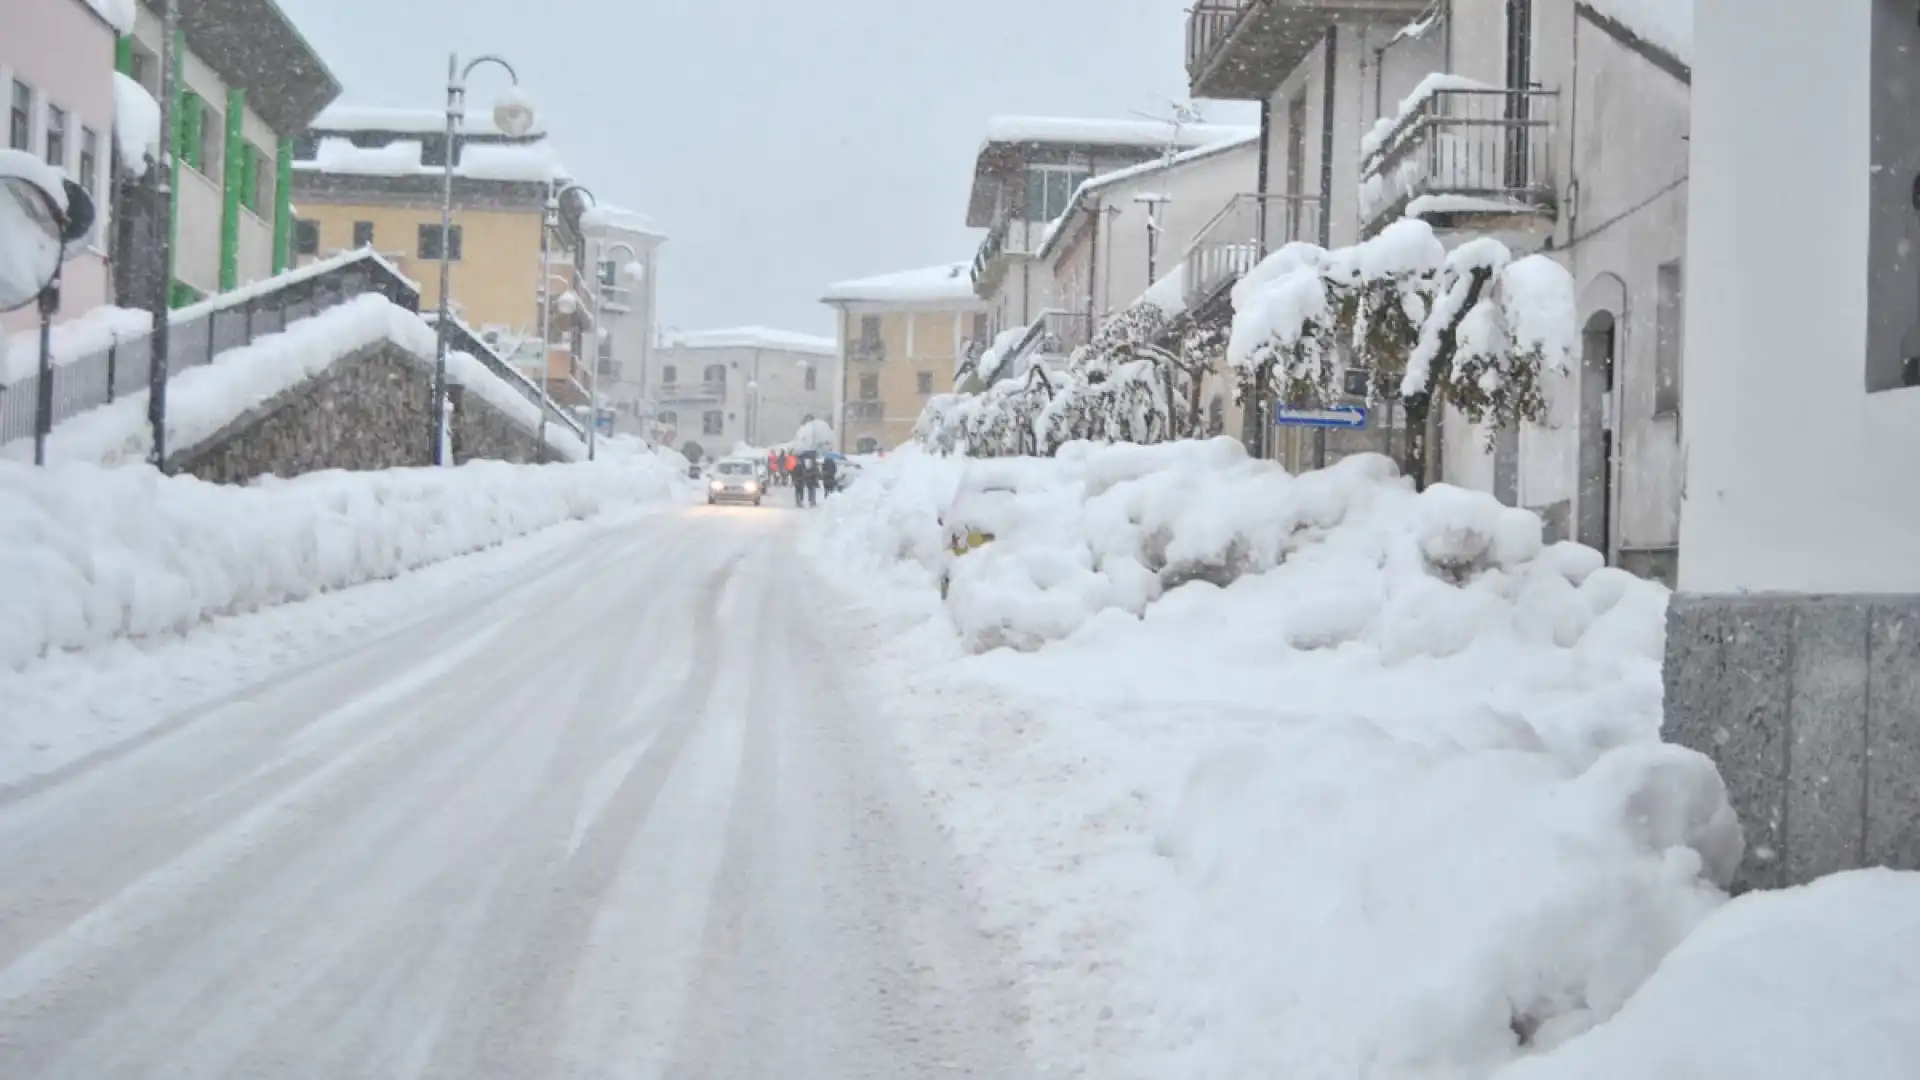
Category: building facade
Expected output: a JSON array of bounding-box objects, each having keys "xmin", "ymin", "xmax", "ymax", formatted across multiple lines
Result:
[
  {"xmin": 2, "ymin": 0, "xmax": 119, "ymax": 336},
  {"xmin": 650, "ymin": 327, "xmax": 838, "ymax": 461},
  {"xmin": 965, "ymin": 116, "xmax": 1254, "ymax": 346},
  {"xmin": 1663, "ymin": 0, "xmax": 1920, "ymax": 891},
  {"xmin": 581, "ymin": 205, "xmax": 665, "ymax": 437},
  {"xmin": 823, "ymin": 263, "xmax": 988, "ymax": 453},
  {"xmin": 123, "ymin": 0, "xmax": 338, "ymax": 306},
  {"xmin": 1186, "ymin": 0, "xmax": 1691, "ymax": 583}
]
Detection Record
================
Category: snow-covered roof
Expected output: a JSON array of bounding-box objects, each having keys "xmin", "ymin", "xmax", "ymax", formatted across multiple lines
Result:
[
  {"xmin": 661, "ymin": 327, "xmax": 838, "ymax": 356},
  {"xmin": 581, "ymin": 204, "xmax": 664, "ymax": 240},
  {"xmin": 293, "ymin": 136, "xmax": 569, "ymax": 183},
  {"xmin": 822, "ymin": 262, "xmax": 978, "ymax": 306},
  {"xmin": 1035, "ymin": 131, "xmax": 1261, "ymax": 260},
  {"xmin": 313, "ymin": 104, "xmax": 550, "ymax": 138},
  {"xmin": 84, "ymin": 0, "xmax": 136, "ymax": 33},
  {"xmin": 1584, "ymin": 0, "xmax": 1692, "ymax": 66},
  {"xmin": 980, "ymin": 117, "xmax": 1256, "ymax": 153}
]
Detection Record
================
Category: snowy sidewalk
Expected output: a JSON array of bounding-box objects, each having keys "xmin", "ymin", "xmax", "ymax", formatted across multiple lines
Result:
[{"xmin": 803, "ymin": 441, "xmax": 1920, "ymax": 1080}]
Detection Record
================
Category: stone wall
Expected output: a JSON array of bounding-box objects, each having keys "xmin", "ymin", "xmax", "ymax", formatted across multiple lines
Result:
[
  {"xmin": 1665, "ymin": 594, "xmax": 1920, "ymax": 891},
  {"xmin": 171, "ymin": 340, "xmax": 563, "ymax": 483}
]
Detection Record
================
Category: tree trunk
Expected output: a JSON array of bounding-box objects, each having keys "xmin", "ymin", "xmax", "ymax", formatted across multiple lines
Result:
[{"xmin": 1402, "ymin": 267, "xmax": 1493, "ymax": 490}]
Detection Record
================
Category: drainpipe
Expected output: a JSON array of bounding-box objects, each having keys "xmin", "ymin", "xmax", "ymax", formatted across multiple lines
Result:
[
  {"xmin": 1255, "ymin": 96, "xmax": 1272, "ymax": 252},
  {"xmin": 166, "ymin": 22, "xmax": 184, "ymax": 306},
  {"xmin": 218, "ymin": 88, "xmax": 244, "ymax": 291},
  {"xmin": 272, "ymin": 136, "xmax": 293, "ymax": 273},
  {"xmin": 1085, "ymin": 198, "xmax": 1100, "ymax": 336},
  {"xmin": 1313, "ymin": 24, "xmax": 1339, "ymax": 470}
]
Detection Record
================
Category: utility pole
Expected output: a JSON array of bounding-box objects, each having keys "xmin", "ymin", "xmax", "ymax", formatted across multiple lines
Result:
[{"xmin": 148, "ymin": 0, "xmax": 179, "ymax": 469}]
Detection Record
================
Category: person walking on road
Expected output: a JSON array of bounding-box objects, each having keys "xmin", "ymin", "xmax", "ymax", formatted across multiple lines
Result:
[
  {"xmin": 793, "ymin": 457, "xmax": 807, "ymax": 507},
  {"xmin": 821, "ymin": 456, "xmax": 839, "ymax": 497}
]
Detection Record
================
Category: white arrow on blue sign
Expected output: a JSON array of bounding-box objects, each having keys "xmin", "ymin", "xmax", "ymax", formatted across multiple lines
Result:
[{"xmin": 1273, "ymin": 404, "xmax": 1369, "ymax": 429}]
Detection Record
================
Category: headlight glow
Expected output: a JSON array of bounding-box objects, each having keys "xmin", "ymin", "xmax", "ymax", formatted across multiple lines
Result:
[{"xmin": 710, "ymin": 480, "xmax": 725, "ymax": 490}]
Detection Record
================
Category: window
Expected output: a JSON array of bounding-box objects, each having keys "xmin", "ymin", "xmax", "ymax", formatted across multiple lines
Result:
[
  {"xmin": 859, "ymin": 373, "xmax": 880, "ymax": 400},
  {"xmin": 916, "ymin": 371, "xmax": 934, "ymax": 395},
  {"xmin": 253, "ymin": 146, "xmax": 275, "ymax": 212},
  {"xmin": 292, "ymin": 131, "xmax": 318, "ymax": 161},
  {"xmin": 417, "ymin": 223, "xmax": 463, "ymax": 260},
  {"xmin": 1024, "ymin": 165, "xmax": 1090, "ymax": 222},
  {"xmin": 856, "ymin": 436, "xmax": 880, "ymax": 454},
  {"xmin": 44, "ymin": 104, "xmax": 66, "ymax": 168},
  {"xmin": 703, "ymin": 363, "xmax": 726, "ymax": 387},
  {"xmin": 657, "ymin": 409, "xmax": 677, "ymax": 428},
  {"xmin": 352, "ymin": 221, "xmax": 375, "ymax": 248},
  {"xmin": 293, "ymin": 219, "xmax": 320, "ymax": 256},
  {"xmin": 1654, "ymin": 260, "xmax": 1684, "ymax": 417},
  {"xmin": 971, "ymin": 311, "xmax": 989, "ymax": 345},
  {"xmin": 660, "ymin": 364, "xmax": 677, "ymax": 384},
  {"xmin": 702, "ymin": 410, "xmax": 724, "ymax": 435},
  {"xmin": 178, "ymin": 93, "xmax": 202, "ymax": 170},
  {"xmin": 597, "ymin": 334, "xmax": 615, "ymax": 376},
  {"xmin": 10, "ymin": 81, "xmax": 32, "ymax": 151},
  {"xmin": 859, "ymin": 314, "xmax": 881, "ymax": 346},
  {"xmin": 598, "ymin": 259, "xmax": 619, "ymax": 287},
  {"xmin": 198, "ymin": 104, "xmax": 222, "ymax": 177},
  {"xmin": 419, "ymin": 134, "xmax": 449, "ymax": 167},
  {"xmin": 804, "ymin": 366, "xmax": 817, "ymax": 391},
  {"xmin": 127, "ymin": 51, "xmax": 149, "ymax": 89},
  {"xmin": 78, "ymin": 128, "xmax": 98, "ymax": 201}
]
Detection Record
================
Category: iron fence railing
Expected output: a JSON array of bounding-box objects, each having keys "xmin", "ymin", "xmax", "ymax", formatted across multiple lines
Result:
[
  {"xmin": 0, "ymin": 250, "xmax": 418, "ymax": 449},
  {"xmin": 1183, "ymin": 192, "xmax": 1324, "ymax": 309},
  {"xmin": 1360, "ymin": 87, "xmax": 1559, "ymax": 232},
  {"xmin": 427, "ymin": 313, "xmax": 587, "ymax": 440},
  {"xmin": 982, "ymin": 309, "xmax": 1093, "ymax": 385},
  {"xmin": 1186, "ymin": 1, "xmax": 1257, "ymax": 79}
]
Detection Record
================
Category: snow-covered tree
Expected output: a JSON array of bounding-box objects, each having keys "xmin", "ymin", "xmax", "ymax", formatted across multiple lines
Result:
[
  {"xmin": 1227, "ymin": 219, "xmax": 1575, "ymax": 486},
  {"xmin": 793, "ymin": 416, "xmax": 837, "ymax": 453}
]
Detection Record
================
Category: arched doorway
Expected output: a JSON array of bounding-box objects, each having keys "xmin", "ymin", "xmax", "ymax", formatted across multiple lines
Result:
[
  {"xmin": 1578, "ymin": 310, "xmax": 1618, "ymax": 559},
  {"xmin": 855, "ymin": 436, "xmax": 880, "ymax": 455}
]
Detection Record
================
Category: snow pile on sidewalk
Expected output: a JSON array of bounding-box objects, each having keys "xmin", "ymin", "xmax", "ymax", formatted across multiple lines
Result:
[
  {"xmin": 803, "ymin": 440, "xmax": 1910, "ymax": 1078},
  {"xmin": 0, "ymin": 454, "xmax": 689, "ymax": 669}
]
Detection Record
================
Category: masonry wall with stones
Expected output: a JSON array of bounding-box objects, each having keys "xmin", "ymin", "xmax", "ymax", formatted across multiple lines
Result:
[
  {"xmin": 1664, "ymin": 595, "xmax": 1920, "ymax": 892},
  {"xmin": 171, "ymin": 340, "xmax": 563, "ymax": 484}
]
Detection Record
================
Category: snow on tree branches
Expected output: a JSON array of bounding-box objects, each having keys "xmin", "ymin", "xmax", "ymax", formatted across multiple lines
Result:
[{"xmin": 1228, "ymin": 220, "xmax": 1575, "ymax": 443}]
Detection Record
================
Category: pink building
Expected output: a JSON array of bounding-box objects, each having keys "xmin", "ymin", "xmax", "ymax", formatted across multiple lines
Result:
[{"xmin": 1, "ymin": 0, "xmax": 120, "ymax": 336}]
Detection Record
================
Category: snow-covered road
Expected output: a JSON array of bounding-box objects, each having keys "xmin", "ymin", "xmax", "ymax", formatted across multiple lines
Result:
[{"xmin": 0, "ymin": 505, "xmax": 1028, "ymax": 1079}]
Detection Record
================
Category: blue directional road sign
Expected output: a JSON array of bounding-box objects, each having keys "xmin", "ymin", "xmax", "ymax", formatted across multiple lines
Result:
[{"xmin": 1274, "ymin": 404, "xmax": 1369, "ymax": 429}]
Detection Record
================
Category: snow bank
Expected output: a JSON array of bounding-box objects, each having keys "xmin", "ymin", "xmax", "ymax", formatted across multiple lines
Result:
[
  {"xmin": 0, "ymin": 454, "xmax": 690, "ymax": 669},
  {"xmin": 807, "ymin": 441, "xmax": 1777, "ymax": 1079},
  {"xmin": 111, "ymin": 74, "xmax": 161, "ymax": 178},
  {"xmin": 1500, "ymin": 869, "xmax": 1920, "ymax": 1079},
  {"xmin": 10, "ymin": 293, "xmax": 582, "ymax": 465},
  {"xmin": 1, "ymin": 304, "xmax": 152, "ymax": 385}
]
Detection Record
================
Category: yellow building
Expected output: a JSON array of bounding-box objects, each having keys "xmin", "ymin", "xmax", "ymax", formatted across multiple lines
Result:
[
  {"xmin": 288, "ymin": 106, "xmax": 593, "ymax": 401},
  {"xmin": 821, "ymin": 263, "xmax": 989, "ymax": 453}
]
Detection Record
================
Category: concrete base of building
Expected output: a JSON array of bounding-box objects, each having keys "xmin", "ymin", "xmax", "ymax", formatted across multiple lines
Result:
[{"xmin": 1664, "ymin": 593, "xmax": 1920, "ymax": 892}]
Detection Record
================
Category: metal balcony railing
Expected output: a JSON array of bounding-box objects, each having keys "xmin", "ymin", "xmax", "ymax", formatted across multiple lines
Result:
[
  {"xmin": 850, "ymin": 338, "xmax": 886, "ymax": 362},
  {"xmin": 658, "ymin": 379, "xmax": 726, "ymax": 401},
  {"xmin": 1186, "ymin": 1, "xmax": 1257, "ymax": 81},
  {"xmin": 0, "ymin": 249, "xmax": 417, "ymax": 449},
  {"xmin": 1182, "ymin": 192, "xmax": 1324, "ymax": 309},
  {"xmin": 426, "ymin": 312, "xmax": 588, "ymax": 439},
  {"xmin": 980, "ymin": 309, "xmax": 1093, "ymax": 386},
  {"xmin": 1360, "ymin": 87, "xmax": 1560, "ymax": 235}
]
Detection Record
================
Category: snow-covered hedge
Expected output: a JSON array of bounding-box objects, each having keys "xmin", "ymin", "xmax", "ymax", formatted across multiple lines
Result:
[
  {"xmin": 0, "ymin": 454, "xmax": 690, "ymax": 668},
  {"xmin": 809, "ymin": 440, "xmax": 1798, "ymax": 1076}
]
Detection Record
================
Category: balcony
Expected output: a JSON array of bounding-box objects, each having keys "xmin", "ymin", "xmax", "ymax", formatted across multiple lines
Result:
[
  {"xmin": 1360, "ymin": 87, "xmax": 1560, "ymax": 238},
  {"xmin": 657, "ymin": 379, "xmax": 727, "ymax": 402},
  {"xmin": 1182, "ymin": 192, "xmax": 1324, "ymax": 310},
  {"xmin": 970, "ymin": 215, "xmax": 1046, "ymax": 297},
  {"xmin": 1187, "ymin": 0, "xmax": 1432, "ymax": 101},
  {"xmin": 849, "ymin": 338, "xmax": 886, "ymax": 363}
]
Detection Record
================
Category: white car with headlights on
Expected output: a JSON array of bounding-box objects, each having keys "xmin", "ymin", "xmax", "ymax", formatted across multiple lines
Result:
[{"xmin": 706, "ymin": 458, "xmax": 763, "ymax": 506}]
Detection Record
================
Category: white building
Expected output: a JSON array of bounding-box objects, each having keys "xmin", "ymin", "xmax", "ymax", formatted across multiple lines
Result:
[
  {"xmin": 1662, "ymin": 0, "xmax": 1919, "ymax": 890},
  {"xmin": 1187, "ymin": 0, "xmax": 1692, "ymax": 583},
  {"xmin": 964, "ymin": 116, "xmax": 1255, "ymax": 350},
  {"xmin": 651, "ymin": 327, "xmax": 839, "ymax": 460},
  {"xmin": 581, "ymin": 204, "xmax": 665, "ymax": 438}
]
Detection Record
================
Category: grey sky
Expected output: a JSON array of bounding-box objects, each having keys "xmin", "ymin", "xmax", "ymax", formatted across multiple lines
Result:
[{"xmin": 277, "ymin": 0, "xmax": 1251, "ymax": 336}]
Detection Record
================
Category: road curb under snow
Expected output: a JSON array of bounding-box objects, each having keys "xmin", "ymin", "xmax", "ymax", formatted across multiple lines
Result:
[{"xmin": 0, "ymin": 455, "xmax": 693, "ymax": 670}]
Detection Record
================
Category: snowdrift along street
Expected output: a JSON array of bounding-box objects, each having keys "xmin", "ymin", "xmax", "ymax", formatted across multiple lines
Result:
[
  {"xmin": 0, "ymin": 453, "xmax": 691, "ymax": 670},
  {"xmin": 805, "ymin": 438, "xmax": 1920, "ymax": 1079}
]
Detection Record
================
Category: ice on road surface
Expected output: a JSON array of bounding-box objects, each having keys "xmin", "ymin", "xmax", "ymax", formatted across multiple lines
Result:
[{"xmin": 0, "ymin": 506, "xmax": 1027, "ymax": 1079}]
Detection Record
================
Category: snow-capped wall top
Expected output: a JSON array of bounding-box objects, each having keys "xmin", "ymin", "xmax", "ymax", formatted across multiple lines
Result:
[
  {"xmin": 1586, "ymin": 0, "xmax": 1693, "ymax": 65},
  {"xmin": 313, "ymin": 104, "xmax": 550, "ymax": 138},
  {"xmin": 822, "ymin": 263, "xmax": 978, "ymax": 306},
  {"xmin": 111, "ymin": 74, "xmax": 161, "ymax": 179},
  {"xmin": 294, "ymin": 137, "xmax": 568, "ymax": 183},
  {"xmin": 84, "ymin": 0, "xmax": 136, "ymax": 33},
  {"xmin": 661, "ymin": 327, "xmax": 838, "ymax": 356},
  {"xmin": 580, "ymin": 204, "xmax": 664, "ymax": 240},
  {"xmin": 981, "ymin": 117, "xmax": 1256, "ymax": 152}
]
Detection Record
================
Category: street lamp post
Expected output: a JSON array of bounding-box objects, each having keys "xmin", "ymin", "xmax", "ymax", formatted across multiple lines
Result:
[
  {"xmin": 150, "ymin": 0, "xmax": 180, "ymax": 469},
  {"xmin": 592, "ymin": 239, "xmax": 645, "ymax": 438},
  {"xmin": 431, "ymin": 53, "xmax": 535, "ymax": 466}
]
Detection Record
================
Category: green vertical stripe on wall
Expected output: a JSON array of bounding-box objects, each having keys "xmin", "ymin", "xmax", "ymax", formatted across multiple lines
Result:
[
  {"xmin": 167, "ymin": 27, "xmax": 185, "ymax": 305},
  {"xmin": 219, "ymin": 88, "xmax": 245, "ymax": 290},
  {"xmin": 115, "ymin": 36, "xmax": 133, "ymax": 76},
  {"xmin": 273, "ymin": 135, "xmax": 293, "ymax": 273}
]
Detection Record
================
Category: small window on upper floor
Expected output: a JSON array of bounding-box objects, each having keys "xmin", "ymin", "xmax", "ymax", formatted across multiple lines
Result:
[
  {"xmin": 45, "ymin": 104, "xmax": 67, "ymax": 169},
  {"xmin": 418, "ymin": 223, "xmax": 463, "ymax": 260},
  {"xmin": 1024, "ymin": 165, "xmax": 1089, "ymax": 222},
  {"xmin": 10, "ymin": 81, "xmax": 33, "ymax": 152},
  {"xmin": 293, "ymin": 219, "xmax": 320, "ymax": 256}
]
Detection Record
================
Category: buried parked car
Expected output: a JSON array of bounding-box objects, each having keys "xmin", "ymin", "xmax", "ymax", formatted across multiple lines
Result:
[{"xmin": 707, "ymin": 458, "xmax": 763, "ymax": 506}]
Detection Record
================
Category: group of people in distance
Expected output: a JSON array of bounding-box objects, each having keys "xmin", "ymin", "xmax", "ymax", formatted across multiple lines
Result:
[{"xmin": 766, "ymin": 448, "xmax": 838, "ymax": 507}]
